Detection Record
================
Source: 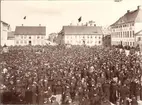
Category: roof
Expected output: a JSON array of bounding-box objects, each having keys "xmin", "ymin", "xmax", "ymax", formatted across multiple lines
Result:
[
  {"xmin": 135, "ymin": 29, "xmax": 142, "ymax": 35},
  {"xmin": 1, "ymin": 21, "xmax": 9, "ymax": 26},
  {"xmin": 111, "ymin": 8, "xmax": 142, "ymax": 26},
  {"xmin": 62, "ymin": 26, "xmax": 103, "ymax": 35},
  {"xmin": 7, "ymin": 31, "xmax": 15, "ymax": 40},
  {"xmin": 14, "ymin": 26, "xmax": 46, "ymax": 35}
]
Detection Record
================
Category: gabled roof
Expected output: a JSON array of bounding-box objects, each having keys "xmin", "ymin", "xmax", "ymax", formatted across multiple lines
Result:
[
  {"xmin": 14, "ymin": 26, "xmax": 46, "ymax": 35},
  {"xmin": 1, "ymin": 21, "xmax": 9, "ymax": 26},
  {"xmin": 135, "ymin": 29, "xmax": 142, "ymax": 35},
  {"xmin": 62, "ymin": 26, "xmax": 103, "ymax": 35},
  {"xmin": 111, "ymin": 8, "xmax": 142, "ymax": 26}
]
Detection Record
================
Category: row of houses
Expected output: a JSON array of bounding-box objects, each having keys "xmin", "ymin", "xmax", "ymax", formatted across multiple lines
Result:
[
  {"xmin": 0, "ymin": 6, "xmax": 141, "ymax": 47},
  {"xmin": 56, "ymin": 6, "xmax": 142, "ymax": 47},
  {"xmin": 0, "ymin": 23, "xmax": 46, "ymax": 46}
]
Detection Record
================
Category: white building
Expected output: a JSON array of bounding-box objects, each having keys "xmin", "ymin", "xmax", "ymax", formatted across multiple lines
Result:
[
  {"xmin": 111, "ymin": 6, "xmax": 142, "ymax": 47},
  {"xmin": 58, "ymin": 24, "xmax": 103, "ymax": 46},
  {"xmin": 0, "ymin": 21, "xmax": 11, "ymax": 46},
  {"xmin": 14, "ymin": 25, "xmax": 46, "ymax": 46}
]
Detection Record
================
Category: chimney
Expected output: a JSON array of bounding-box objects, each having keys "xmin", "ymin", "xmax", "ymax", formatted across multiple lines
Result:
[
  {"xmin": 22, "ymin": 24, "xmax": 23, "ymax": 26},
  {"xmin": 39, "ymin": 24, "xmax": 41, "ymax": 26},
  {"xmin": 127, "ymin": 10, "xmax": 130, "ymax": 13},
  {"xmin": 137, "ymin": 5, "xmax": 141, "ymax": 10}
]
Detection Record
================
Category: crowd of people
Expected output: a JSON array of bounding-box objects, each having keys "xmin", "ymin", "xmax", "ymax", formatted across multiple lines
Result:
[{"xmin": 0, "ymin": 45, "xmax": 142, "ymax": 105}]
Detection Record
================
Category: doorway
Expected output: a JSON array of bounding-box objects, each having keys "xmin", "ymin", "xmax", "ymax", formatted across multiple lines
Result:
[{"xmin": 29, "ymin": 41, "xmax": 32, "ymax": 45}]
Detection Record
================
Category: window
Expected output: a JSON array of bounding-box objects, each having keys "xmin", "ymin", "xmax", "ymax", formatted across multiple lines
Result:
[
  {"xmin": 127, "ymin": 31, "xmax": 129, "ymax": 37},
  {"xmin": 91, "ymin": 36, "xmax": 92, "ymax": 38},
  {"xmin": 16, "ymin": 41, "xmax": 19, "ymax": 44},
  {"xmin": 99, "ymin": 37, "xmax": 101, "ymax": 39},
  {"xmin": 29, "ymin": 36, "xmax": 31, "ymax": 39},
  {"xmin": 138, "ymin": 37, "xmax": 141, "ymax": 41},
  {"xmin": 132, "ymin": 23, "xmax": 134, "ymax": 26},
  {"xmin": 24, "ymin": 36, "xmax": 26, "ymax": 39},
  {"xmin": 24, "ymin": 41, "xmax": 27, "ymax": 44},
  {"xmin": 99, "ymin": 41, "xmax": 101, "ymax": 44},
  {"xmin": 129, "ymin": 31, "xmax": 131, "ymax": 38},
  {"xmin": 133, "ymin": 31, "xmax": 134, "ymax": 36},
  {"xmin": 37, "ymin": 36, "xmax": 40, "ymax": 39},
  {"xmin": 21, "ymin": 41, "xmax": 23, "ymax": 44},
  {"xmin": 21, "ymin": 36, "xmax": 23, "ymax": 39}
]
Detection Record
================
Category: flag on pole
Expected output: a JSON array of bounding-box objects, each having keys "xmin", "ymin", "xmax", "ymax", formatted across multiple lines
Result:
[
  {"xmin": 78, "ymin": 16, "xmax": 82, "ymax": 22},
  {"xmin": 23, "ymin": 16, "xmax": 26, "ymax": 19}
]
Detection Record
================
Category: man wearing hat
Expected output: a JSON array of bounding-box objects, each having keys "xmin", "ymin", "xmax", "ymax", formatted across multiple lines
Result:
[{"xmin": 51, "ymin": 97, "xmax": 59, "ymax": 105}]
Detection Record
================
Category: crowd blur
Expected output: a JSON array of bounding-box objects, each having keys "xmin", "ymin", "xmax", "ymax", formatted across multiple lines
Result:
[{"xmin": 0, "ymin": 45, "xmax": 142, "ymax": 105}]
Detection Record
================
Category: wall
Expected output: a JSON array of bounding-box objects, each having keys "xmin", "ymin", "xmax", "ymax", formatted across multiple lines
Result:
[
  {"xmin": 0, "ymin": 22, "xmax": 9, "ymax": 46},
  {"xmin": 6, "ymin": 40, "xmax": 15, "ymax": 46},
  {"xmin": 14, "ymin": 35, "xmax": 46, "ymax": 46},
  {"xmin": 111, "ymin": 22, "xmax": 135, "ymax": 47},
  {"xmin": 64, "ymin": 34, "xmax": 102, "ymax": 46}
]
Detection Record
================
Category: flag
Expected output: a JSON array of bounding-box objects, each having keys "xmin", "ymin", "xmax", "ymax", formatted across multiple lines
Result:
[
  {"xmin": 23, "ymin": 16, "xmax": 26, "ymax": 19},
  {"xmin": 78, "ymin": 16, "xmax": 82, "ymax": 22}
]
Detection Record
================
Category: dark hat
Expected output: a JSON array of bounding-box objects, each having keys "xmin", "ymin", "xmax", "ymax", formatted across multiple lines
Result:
[{"xmin": 51, "ymin": 97, "xmax": 56, "ymax": 100}]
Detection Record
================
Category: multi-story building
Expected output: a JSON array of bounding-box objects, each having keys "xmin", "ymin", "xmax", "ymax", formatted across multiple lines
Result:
[
  {"xmin": 57, "ymin": 23, "xmax": 103, "ymax": 46},
  {"xmin": 0, "ymin": 21, "xmax": 11, "ymax": 46},
  {"xmin": 110, "ymin": 6, "xmax": 142, "ymax": 47},
  {"xmin": 14, "ymin": 25, "xmax": 46, "ymax": 46}
]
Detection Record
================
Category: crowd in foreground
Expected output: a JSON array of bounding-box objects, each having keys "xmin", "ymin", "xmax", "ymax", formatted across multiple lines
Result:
[{"xmin": 0, "ymin": 45, "xmax": 142, "ymax": 105}]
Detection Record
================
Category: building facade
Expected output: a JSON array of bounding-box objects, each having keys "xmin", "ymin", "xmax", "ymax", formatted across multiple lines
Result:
[
  {"xmin": 0, "ymin": 21, "xmax": 11, "ymax": 46},
  {"xmin": 103, "ymin": 35, "xmax": 111, "ymax": 47},
  {"xmin": 7, "ymin": 31, "xmax": 15, "ymax": 46},
  {"xmin": 111, "ymin": 6, "xmax": 142, "ymax": 47},
  {"xmin": 57, "ymin": 25, "xmax": 103, "ymax": 46},
  {"xmin": 14, "ymin": 26, "xmax": 46, "ymax": 46},
  {"xmin": 48, "ymin": 33, "xmax": 58, "ymax": 42},
  {"xmin": 102, "ymin": 26, "xmax": 111, "ymax": 47}
]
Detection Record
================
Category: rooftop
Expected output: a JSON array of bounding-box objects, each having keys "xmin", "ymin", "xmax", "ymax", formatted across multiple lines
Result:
[
  {"xmin": 0, "ymin": 21, "xmax": 9, "ymax": 26},
  {"xmin": 62, "ymin": 26, "xmax": 103, "ymax": 35},
  {"xmin": 14, "ymin": 26, "xmax": 46, "ymax": 35},
  {"xmin": 111, "ymin": 6, "xmax": 142, "ymax": 26}
]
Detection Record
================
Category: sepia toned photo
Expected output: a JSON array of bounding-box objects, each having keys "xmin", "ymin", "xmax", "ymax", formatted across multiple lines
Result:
[{"xmin": 0, "ymin": 0, "xmax": 142, "ymax": 105}]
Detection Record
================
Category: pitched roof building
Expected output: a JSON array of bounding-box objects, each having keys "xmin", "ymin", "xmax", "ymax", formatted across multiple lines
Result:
[
  {"xmin": 57, "ymin": 25, "xmax": 103, "ymax": 46},
  {"xmin": 110, "ymin": 6, "xmax": 142, "ymax": 47},
  {"xmin": 15, "ymin": 26, "xmax": 46, "ymax": 35},
  {"xmin": 14, "ymin": 25, "xmax": 46, "ymax": 46},
  {"xmin": 0, "ymin": 21, "xmax": 11, "ymax": 46}
]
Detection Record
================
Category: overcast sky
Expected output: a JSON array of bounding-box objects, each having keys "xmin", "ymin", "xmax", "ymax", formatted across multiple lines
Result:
[{"xmin": 1, "ymin": 0, "xmax": 141, "ymax": 35}]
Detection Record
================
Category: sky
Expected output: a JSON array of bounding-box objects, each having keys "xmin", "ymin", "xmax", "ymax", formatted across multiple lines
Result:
[{"xmin": 1, "ymin": 0, "xmax": 141, "ymax": 36}]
